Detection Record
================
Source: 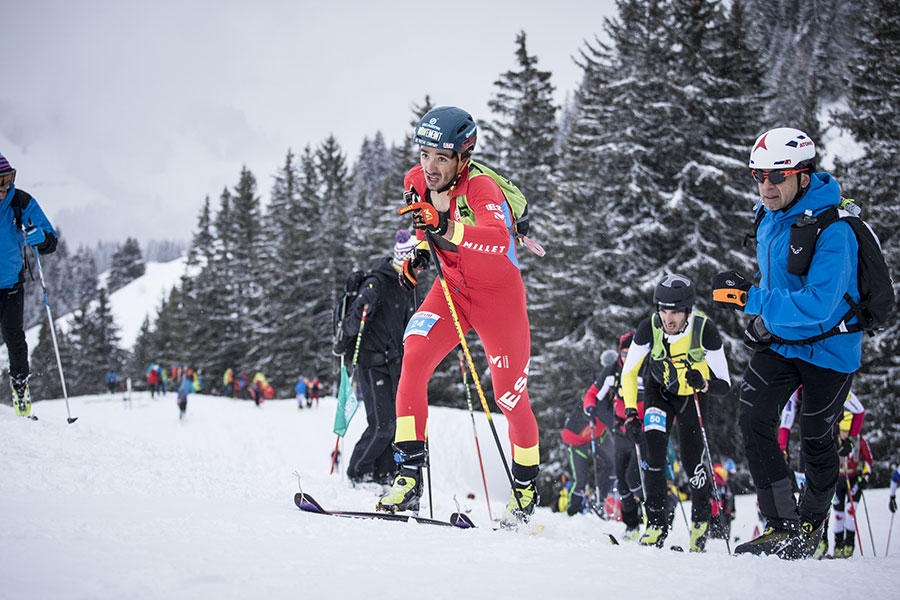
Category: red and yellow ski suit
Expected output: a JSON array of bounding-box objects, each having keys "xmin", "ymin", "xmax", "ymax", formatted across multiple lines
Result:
[{"xmin": 395, "ymin": 164, "xmax": 539, "ymax": 476}]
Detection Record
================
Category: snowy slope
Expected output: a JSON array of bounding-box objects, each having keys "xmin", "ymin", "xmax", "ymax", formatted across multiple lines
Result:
[
  {"xmin": 3, "ymin": 256, "xmax": 187, "ymax": 378},
  {"xmin": 1, "ymin": 394, "xmax": 897, "ymax": 600}
]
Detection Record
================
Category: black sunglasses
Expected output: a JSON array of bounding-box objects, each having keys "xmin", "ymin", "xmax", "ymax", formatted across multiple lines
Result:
[{"xmin": 751, "ymin": 168, "xmax": 807, "ymax": 185}]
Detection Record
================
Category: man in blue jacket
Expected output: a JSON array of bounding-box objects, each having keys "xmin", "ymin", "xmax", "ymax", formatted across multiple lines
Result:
[
  {"xmin": 711, "ymin": 128, "xmax": 859, "ymax": 559},
  {"xmin": 0, "ymin": 152, "xmax": 58, "ymax": 417}
]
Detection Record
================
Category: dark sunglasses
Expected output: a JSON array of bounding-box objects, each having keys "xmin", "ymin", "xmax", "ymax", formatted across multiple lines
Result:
[
  {"xmin": 751, "ymin": 168, "xmax": 807, "ymax": 185},
  {"xmin": 0, "ymin": 170, "xmax": 15, "ymax": 187}
]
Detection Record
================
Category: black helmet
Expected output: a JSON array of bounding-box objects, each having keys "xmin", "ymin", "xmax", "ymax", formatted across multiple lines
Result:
[
  {"xmin": 654, "ymin": 274, "xmax": 695, "ymax": 312},
  {"xmin": 414, "ymin": 106, "xmax": 477, "ymax": 156}
]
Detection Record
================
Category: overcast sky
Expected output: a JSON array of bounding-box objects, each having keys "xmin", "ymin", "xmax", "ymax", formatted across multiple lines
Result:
[{"xmin": 3, "ymin": 0, "xmax": 617, "ymax": 249}]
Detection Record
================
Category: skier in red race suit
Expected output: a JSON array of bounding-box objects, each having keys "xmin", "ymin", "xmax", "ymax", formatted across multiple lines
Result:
[{"xmin": 376, "ymin": 106, "xmax": 540, "ymax": 529}]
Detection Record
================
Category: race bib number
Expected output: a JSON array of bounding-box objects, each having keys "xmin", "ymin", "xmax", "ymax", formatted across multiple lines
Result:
[
  {"xmin": 644, "ymin": 406, "xmax": 666, "ymax": 433},
  {"xmin": 404, "ymin": 311, "xmax": 440, "ymax": 339}
]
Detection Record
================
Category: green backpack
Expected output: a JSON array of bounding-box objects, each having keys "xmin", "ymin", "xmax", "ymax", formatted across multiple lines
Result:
[{"xmin": 456, "ymin": 160, "xmax": 528, "ymax": 231}]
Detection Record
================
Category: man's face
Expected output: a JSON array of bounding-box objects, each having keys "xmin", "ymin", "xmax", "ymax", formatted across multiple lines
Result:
[
  {"xmin": 753, "ymin": 169, "xmax": 810, "ymax": 212},
  {"xmin": 658, "ymin": 308, "xmax": 688, "ymax": 334},
  {"xmin": 0, "ymin": 170, "xmax": 15, "ymax": 198},
  {"xmin": 419, "ymin": 147, "xmax": 459, "ymax": 191}
]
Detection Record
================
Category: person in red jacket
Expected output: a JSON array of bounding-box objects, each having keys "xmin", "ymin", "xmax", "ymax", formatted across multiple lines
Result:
[
  {"xmin": 562, "ymin": 351, "xmax": 617, "ymax": 517},
  {"xmin": 777, "ymin": 387, "xmax": 865, "ymax": 485},
  {"xmin": 831, "ymin": 411, "xmax": 873, "ymax": 558},
  {"xmin": 610, "ymin": 332, "xmax": 647, "ymax": 540},
  {"xmin": 377, "ymin": 106, "xmax": 540, "ymax": 529}
]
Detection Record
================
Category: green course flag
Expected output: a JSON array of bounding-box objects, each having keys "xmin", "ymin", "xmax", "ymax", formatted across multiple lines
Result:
[{"xmin": 333, "ymin": 365, "xmax": 359, "ymax": 437}]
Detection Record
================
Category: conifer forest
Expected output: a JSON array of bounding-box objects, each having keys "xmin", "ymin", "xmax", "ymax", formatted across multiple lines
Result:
[{"xmin": 7, "ymin": 0, "xmax": 900, "ymax": 500}]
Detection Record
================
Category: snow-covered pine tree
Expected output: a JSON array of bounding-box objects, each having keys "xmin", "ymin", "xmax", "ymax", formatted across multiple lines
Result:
[
  {"xmin": 25, "ymin": 319, "xmax": 70, "ymax": 403},
  {"xmin": 65, "ymin": 288, "xmax": 122, "ymax": 396},
  {"xmin": 154, "ymin": 186, "xmax": 249, "ymax": 386},
  {"xmin": 534, "ymin": 0, "xmax": 678, "ymax": 415},
  {"xmin": 70, "ymin": 248, "xmax": 100, "ymax": 309},
  {"xmin": 107, "ymin": 237, "xmax": 145, "ymax": 293},
  {"xmin": 482, "ymin": 31, "xmax": 558, "ymax": 213},
  {"xmin": 348, "ymin": 133, "xmax": 396, "ymax": 269},
  {"xmin": 830, "ymin": 0, "xmax": 900, "ymax": 475},
  {"xmin": 247, "ymin": 149, "xmax": 307, "ymax": 391}
]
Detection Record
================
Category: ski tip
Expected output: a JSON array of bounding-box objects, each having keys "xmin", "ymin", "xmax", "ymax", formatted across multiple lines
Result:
[
  {"xmin": 294, "ymin": 492, "xmax": 327, "ymax": 514},
  {"xmin": 608, "ymin": 534, "xmax": 619, "ymax": 545},
  {"xmin": 450, "ymin": 512, "xmax": 476, "ymax": 529}
]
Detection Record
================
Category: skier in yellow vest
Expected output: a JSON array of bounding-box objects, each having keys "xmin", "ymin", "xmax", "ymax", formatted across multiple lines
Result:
[{"xmin": 620, "ymin": 274, "xmax": 731, "ymax": 552}]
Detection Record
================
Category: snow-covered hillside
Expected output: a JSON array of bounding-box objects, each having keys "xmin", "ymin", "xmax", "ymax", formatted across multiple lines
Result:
[
  {"xmin": 35, "ymin": 256, "xmax": 188, "ymax": 352},
  {"xmin": 1, "ymin": 394, "xmax": 896, "ymax": 600}
]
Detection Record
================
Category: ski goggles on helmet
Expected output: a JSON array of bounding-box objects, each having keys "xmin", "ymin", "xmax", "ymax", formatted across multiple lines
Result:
[
  {"xmin": 750, "ymin": 168, "xmax": 807, "ymax": 185},
  {"xmin": 0, "ymin": 170, "xmax": 15, "ymax": 188}
]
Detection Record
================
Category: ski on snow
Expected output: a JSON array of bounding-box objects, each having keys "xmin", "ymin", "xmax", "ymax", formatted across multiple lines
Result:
[{"xmin": 294, "ymin": 491, "xmax": 476, "ymax": 529}]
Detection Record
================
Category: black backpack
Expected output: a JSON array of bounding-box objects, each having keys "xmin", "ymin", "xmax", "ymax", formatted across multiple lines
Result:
[{"xmin": 749, "ymin": 199, "xmax": 894, "ymax": 341}]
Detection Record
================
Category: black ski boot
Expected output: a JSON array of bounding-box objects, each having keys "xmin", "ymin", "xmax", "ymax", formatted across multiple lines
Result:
[{"xmin": 734, "ymin": 518, "xmax": 824, "ymax": 560}]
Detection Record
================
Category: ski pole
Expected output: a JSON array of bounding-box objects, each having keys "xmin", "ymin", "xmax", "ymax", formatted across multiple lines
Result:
[
  {"xmin": 843, "ymin": 460, "xmax": 863, "ymax": 557},
  {"xmin": 458, "ymin": 349, "xmax": 492, "ymax": 521},
  {"xmin": 29, "ymin": 244, "xmax": 77, "ymax": 424},
  {"xmin": 665, "ymin": 428, "xmax": 691, "ymax": 533},
  {"xmin": 349, "ymin": 304, "xmax": 369, "ymax": 379},
  {"xmin": 633, "ymin": 439, "xmax": 651, "ymax": 527},
  {"xmin": 425, "ymin": 437, "xmax": 433, "ymax": 519},
  {"xmin": 588, "ymin": 420, "xmax": 607, "ymax": 519},
  {"xmin": 422, "ymin": 231, "xmax": 522, "ymax": 512},
  {"xmin": 886, "ymin": 511, "xmax": 895, "ymax": 556},
  {"xmin": 859, "ymin": 488, "xmax": 877, "ymax": 557},
  {"xmin": 692, "ymin": 392, "xmax": 731, "ymax": 554}
]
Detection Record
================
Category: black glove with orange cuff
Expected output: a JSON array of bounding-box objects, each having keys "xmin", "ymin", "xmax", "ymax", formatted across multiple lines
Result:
[
  {"xmin": 712, "ymin": 270, "xmax": 751, "ymax": 310},
  {"xmin": 399, "ymin": 248, "xmax": 430, "ymax": 289}
]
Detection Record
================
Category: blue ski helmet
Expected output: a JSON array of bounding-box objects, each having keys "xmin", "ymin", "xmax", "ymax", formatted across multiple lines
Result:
[{"xmin": 414, "ymin": 106, "xmax": 477, "ymax": 155}]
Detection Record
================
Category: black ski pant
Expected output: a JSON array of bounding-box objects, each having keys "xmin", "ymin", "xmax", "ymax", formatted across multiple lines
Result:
[
  {"xmin": 0, "ymin": 284, "xmax": 28, "ymax": 381},
  {"xmin": 566, "ymin": 435, "xmax": 615, "ymax": 514},
  {"xmin": 739, "ymin": 349, "xmax": 852, "ymax": 525},
  {"xmin": 614, "ymin": 431, "xmax": 644, "ymax": 529},
  {"xmin": 347, "ymin": 359, "xmax": 400, "ymax": 484},
  {"xmin": 642, "ymin": 384, "xmax": 711, "ymax": 530}
]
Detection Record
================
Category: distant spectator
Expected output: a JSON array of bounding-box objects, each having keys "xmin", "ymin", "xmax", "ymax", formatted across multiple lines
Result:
[{"xmin": 105, "ymin": 370, "xmax": 119, "ymax": 394}]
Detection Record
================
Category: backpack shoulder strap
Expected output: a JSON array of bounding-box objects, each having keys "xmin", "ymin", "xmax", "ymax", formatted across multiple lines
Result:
[
  {"xmin": 687, "ymin": 311, "xmax": 709, "ymax": 364},
  {"xmin": 11, "ymin": 189, "xmax": 33, "ymax": 230},
  {"xmin": 743, "ymin": 204, "xmax": 766, "ymax": 248}
]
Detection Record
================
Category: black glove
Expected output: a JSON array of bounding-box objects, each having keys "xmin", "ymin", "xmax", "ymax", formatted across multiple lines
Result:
[
  {"xmin": 890, "ymin": 495, "xmax": 897, "ymax": 513},
  {"xmin": 624, "ymin": 408, "xmax": 642, "ymax": 444},
  {"xmin": 711, "ymin": 270, "xmax": 751, "ymax": 310},
  {"xmin": 838, "ymin": 437, "xmax": 853, "ymax": 457},
  {"xmin": 399, "ymin": 248, "xmax": 431, "ymax": 289},
  {"xmin": 851, "ymin": 474, "xmax": 867, "ymax": 496},
  {"xmin": 685, "ymin": 369, "xmax": 705, "ymax": 391},
  {"xmin": 584, "ymin": 404, "xmax": 595, "ymax": 417},
  {"xmin": 332, "ymin": 335, "xmax": 351, "ymax": 357},
  {"xmin": 743, "ymin": 315, "xmax": 774, "ymax": 352}
]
